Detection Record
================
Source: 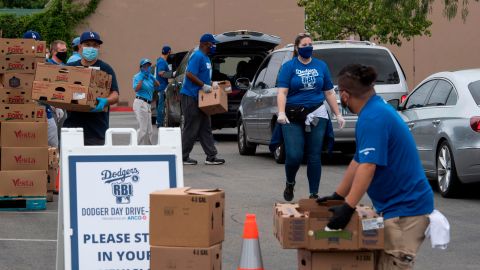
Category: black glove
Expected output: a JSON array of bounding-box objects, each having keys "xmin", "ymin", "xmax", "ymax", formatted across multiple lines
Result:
[
  {"xmin": 316, "ymin": 192, "xmax": 345, "ymax": 204},
  {"xmin": 327, "ymin": 203, "xmax": 356, "ymax": 230}
]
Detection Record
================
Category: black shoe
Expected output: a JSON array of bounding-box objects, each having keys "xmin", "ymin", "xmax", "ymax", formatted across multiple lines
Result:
[
  {"xmin": 309, "ymin": 193, "xmax": 319, "ymax": 199},
  {"xmin": 205, "ymin": 157, "xmax": 225, "ymax": 165},
  {"xmin": 284, "ymin": 183, "xmax": 295, "ymax": 202},
  {"xmin": 183, "ymin": 157, "xmax": 198, "ymax": 165}
]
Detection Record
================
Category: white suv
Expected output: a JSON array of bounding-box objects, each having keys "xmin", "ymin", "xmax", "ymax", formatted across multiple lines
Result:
[{"xmin": 237, "ymin": 40, "xmax": 409, "ymax": 162}]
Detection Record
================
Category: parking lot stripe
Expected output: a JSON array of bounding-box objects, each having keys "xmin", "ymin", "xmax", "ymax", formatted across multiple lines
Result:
[{"xmin": 0, "ymin": 238, "xmax": 57, "ymax": 242}]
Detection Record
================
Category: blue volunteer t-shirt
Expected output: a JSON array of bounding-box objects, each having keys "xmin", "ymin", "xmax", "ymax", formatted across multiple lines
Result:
[
  {"xmin": 63, "ymin": 59, "xmax": 119, "ymax": 145},
  {"xmin": 132, "ymin": 72, "xmax": 155, "ymax": 101},
  {"xmin": 180, "ymin": 50, "xmax": 212, "ymax": 99},
  {"xmin": 156, "ymin": 57, "xmax": 170, "ymax": 91},
  {"xmin": 276, "ymin": 57, "xmax": 334, "ymax": 108},
  {"xmin": 354, "ymin": 95, "xmax": 434, "ymax": 219}
]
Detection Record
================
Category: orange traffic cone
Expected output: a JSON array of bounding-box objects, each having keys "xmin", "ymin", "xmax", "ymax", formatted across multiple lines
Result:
[{"xmin": 238, "ymin": 214, "xmax": 264, "ymax": 270}]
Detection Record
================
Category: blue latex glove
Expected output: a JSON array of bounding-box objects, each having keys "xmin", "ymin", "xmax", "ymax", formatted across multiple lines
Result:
[{"xmin": 91, "ymin": 97, "xmax": 108, "ymax": 112}]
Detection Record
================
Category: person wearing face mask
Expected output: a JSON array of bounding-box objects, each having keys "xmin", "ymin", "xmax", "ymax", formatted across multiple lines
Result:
[
  {"xmin": 132, "ymin": 58, "xmax": 160, "ymax": 145},
  {"xmin": 155, "ymin": 45, "xmax": 173, "ymax": 128},
  {"xmin": 47, "ymin": 40, "xmax": 68, "ymax": 65},
  {"xmin": 67, "ymin": 37, "xmax": 82, "ymax": 64},
  {"xmin": 64, "ymin": 31, "xmax": 119, "ymax": 145},
  {"xmin": 277, "ymin": 33, "xmax": 345, "ymax": 201},
  {"xmin": 317, "ymin": 64, "xmax": 434, "ymax": 270},
  {"xmin": 180, "ymin": 33, "xmax": 225, "ymax": 166}
]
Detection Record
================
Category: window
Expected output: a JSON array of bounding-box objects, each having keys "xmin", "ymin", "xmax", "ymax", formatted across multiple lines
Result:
[
  {"xmin": 426, "ymin": 80, "xmax": 453, "ymax": 107},
  {"xmin": 446, "ymin": 89, "xmax": 458, "ymax": 106},
  {"xmin": 177, "ymin": 50, "xmax": 193, "ymax": 75},
  {"xmin": 469, "ymin": 80, "xmax": 480, "ymax": 105},
  {"xmin": 213, "ymin": 56, "xmax": 251, "ymax": 77},
  {"xmin": 263, "ymin": 52, "xmax": 286, "ymax": 88},
  {"xmin": 313, "ymin": 48, "xmax": 400, "ymax": 85},
  {"xmin": 405, "ymin": 80, "xmax": 437, "ymax": 109},
  {"xmin": 253, "ymin": 56, "xmax": 271, "ymax": 90}
]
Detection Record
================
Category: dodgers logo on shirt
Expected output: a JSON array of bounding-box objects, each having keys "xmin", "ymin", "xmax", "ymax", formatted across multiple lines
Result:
[
  {"xmin": 101, "ymin": 168, "xmax": 140, "ymax": 204},
  {"xmin": 296, "ymin": 68, "xmax": 319, "ymax": 90},
  {"xmin": 206, "ymin": 62, "xmax": 212, "ymax": 69},
  {"xmin": 360, "ymin": 148, "xmax": 376, "ymax": 156}
]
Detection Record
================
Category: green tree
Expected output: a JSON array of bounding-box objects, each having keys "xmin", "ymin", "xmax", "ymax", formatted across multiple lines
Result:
[{"xmin": 0, "ymin": 0, "xmax": 49, "ymax": 9}]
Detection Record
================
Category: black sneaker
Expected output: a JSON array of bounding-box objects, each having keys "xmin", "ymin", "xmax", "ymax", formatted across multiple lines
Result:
[
  {"xmin": 183, "ymin": 158, "xmax": 198, "ymax": 165},
  {"xmin": 205, "ymin": 157, "xmax": 225, "ymax": 165},
  {"xmin": 284, "ymin": 183, "xmax": 295, "ymax": 202},
  {"xmin": 309, "ymin": 193, "xmax": 319, "ymax": 199}
]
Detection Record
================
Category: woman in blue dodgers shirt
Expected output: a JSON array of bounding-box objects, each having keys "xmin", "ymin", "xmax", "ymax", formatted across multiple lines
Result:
[
  {"xmin": 317, "ymin": 64, "xmax": 434, "ymax": 270},
  {"xmin": 277, "ymin": 33, "xmax": 345, "ymax": 201}
]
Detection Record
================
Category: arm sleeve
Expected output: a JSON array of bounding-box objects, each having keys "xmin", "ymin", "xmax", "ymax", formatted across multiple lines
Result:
[
  {"xmin": 354, "ymin": 119, "xmax": 389, "ymax": 166},
  {"xmin": 276, "ymin": 62, "xmax": 292, "ymax": 88},
  {"xmin": 322, "ymin": 63, "xmax": 334, "ymax": 91},
  {"xmin": 186, "ymin": 53, "xmax": 200, "ymax": 74},
  {"xmin": 132, "ymin": 74, "xmax": 140, "ymax": 90}
]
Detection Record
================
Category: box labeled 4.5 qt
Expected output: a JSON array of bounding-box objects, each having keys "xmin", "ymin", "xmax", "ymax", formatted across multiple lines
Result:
[
  {"xmin": 150, "ymin": 244, "xmax": 222, "ymax": 270},
  {"xmin": 150, "ymin": 187, "xmax": 225, "ymax": 247},
  {"xmin": 298, "ymin": 250, "xmax": 375, "ymax": 270}
]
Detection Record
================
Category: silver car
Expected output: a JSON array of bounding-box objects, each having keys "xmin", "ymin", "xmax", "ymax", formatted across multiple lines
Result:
[{"xmin": 397, "ymin": 69, "xmax": 480, "ymax": 197}]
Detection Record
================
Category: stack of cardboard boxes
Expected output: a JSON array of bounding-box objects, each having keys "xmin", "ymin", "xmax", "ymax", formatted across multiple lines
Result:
[
  {"xmin": 0, "ymin": 38, "xmax": 49, "ymax": 210},
  {"xmin": 47, "ymin": 146, "xmax": 59, "ymax": 202},
  {"xmin": 149, "ymin": 187, "xmax": 225, "ymax": 270},
  {"xmin": 274, "ymin": 199, "xmax": 385, "ymax": 270}
]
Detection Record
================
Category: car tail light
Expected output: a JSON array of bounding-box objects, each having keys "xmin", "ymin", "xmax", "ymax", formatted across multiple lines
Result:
[
  {"xmin": 401, "ymin": 95, "xmax": 407, "ymax": 103},
  {"xmin": 471, "ymin": 117, "xmax": 480, "ymax": 132}
]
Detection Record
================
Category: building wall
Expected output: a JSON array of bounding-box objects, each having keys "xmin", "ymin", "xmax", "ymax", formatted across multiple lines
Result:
[
  {"xmin": 385, "ymin": 1, "xmax": 480, "ymax": 90},
  {"xmin": 76, "ymin": 0, "xmax": 305, "ymax": 106}
]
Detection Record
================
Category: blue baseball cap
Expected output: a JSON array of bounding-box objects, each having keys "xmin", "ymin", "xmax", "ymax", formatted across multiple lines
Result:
[
  {"xmin": 162, "ymin": 45, "xmax": 171, "ymax": 55},
  {"xmin": 23, "ymin": 30, "xmax": 42, "ymax": 41},
  {"xmin": 72, "ymin": 37, "xmax": 80, "ymax": 47},
  {"xmin": 139, "ymin": 58, "xmax": 152, "ymax": 66},
  {"xmin": 200, "ymin": 33, "xmax": 218, "ymax": 44},
  {"xmin": 80, "ymin": 31, "xmax": 103, "ymax": 45}
]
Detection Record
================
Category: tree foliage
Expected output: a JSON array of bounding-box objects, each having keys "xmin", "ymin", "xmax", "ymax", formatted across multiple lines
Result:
[{"xmin": 0, "ymin": 0, "xmax": 49, "ymax": 9}]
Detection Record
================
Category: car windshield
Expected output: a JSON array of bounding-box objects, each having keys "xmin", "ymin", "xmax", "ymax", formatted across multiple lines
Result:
[
  {"xmin": 469, "ymin": 80, "xmax": 480, "ymax": 105},
  {"xmin": 313, "ymin": 48, "xmax": 400, "ymax": 85}
]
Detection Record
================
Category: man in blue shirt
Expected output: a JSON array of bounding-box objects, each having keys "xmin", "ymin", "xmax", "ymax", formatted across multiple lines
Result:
[
  {"xmin": 67, "ymin": 37, "xmax": 82, "ymax": 64},
  {"xmin": 133, "ymin": 58, "xmax": 160, "ymax": 145},
  {"xmin": 317, "ymin": 64, "xmax": 434, "ymax": 270},
  {"xmin": 47, "ymin": 40, "xmax": 68, "ymax": 65},
  {"xmin": 155, "ymin": 45, "xmax": 172, "ymax": 128},
  {"xmin": 180, "ymin": 33, "xmax": 224, "ymax": 165},
  {"xmin": 64, "ymin": 31, "xmax": 119, "ymax": 145}
]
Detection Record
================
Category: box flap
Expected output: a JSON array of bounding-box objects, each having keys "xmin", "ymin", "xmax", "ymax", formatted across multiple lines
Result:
[
  {"xmin": 275, "ymin": 203, "xmax": 305, "ymax": 218},
  {"xmin": 185, "ymin": 188, "xmax": 223, "ymax": 196}
]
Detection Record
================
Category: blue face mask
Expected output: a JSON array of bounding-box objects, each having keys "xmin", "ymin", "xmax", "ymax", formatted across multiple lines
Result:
[
  {"xmin": 82, "ymin": 47, "xmax": 98, "ymax": 61},
  {"xmin": 209, "ymin": 45, "xmax": 216, "ymax": 55},
  {"xmin": 298, "ymin": 46, "xmax": 313, "ymax": 59},
  {"xmin": 141, "ymin": 66, "xmax": 151, "ymax": 74}
]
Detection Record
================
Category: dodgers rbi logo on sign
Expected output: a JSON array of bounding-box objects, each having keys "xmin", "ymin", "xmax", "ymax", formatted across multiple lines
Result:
[{"xmin": 101, "ymin": 168, "xmax": 140, "ymax": 204}]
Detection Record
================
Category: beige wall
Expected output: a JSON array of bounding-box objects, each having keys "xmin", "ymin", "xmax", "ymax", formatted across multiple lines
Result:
[
  {"xmin": 76, "ymin": 0, "xmax": 305, "ymax": 106},
  {"xmin": 385, "ymin": 1, "xmax": 480, "ymax": 90}
]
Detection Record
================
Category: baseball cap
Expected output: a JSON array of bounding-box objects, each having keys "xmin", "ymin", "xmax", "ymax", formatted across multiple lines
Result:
[
  {"xmin": 162, "ymin": 45, "xmax": 171, "ymax": 55},
  {"xmin": 23, "ymin": 30, "xmax": 42, "ymax": 41},
  {"xmin": 80, "ymin": 31, "xmax": 103, "ymax": 45},
  {"xmin": 139, "ymin": 58, "xmax": 152, "ymax": 66},
  {"xmin": 200, "ymin": 33, "xmax": 218, "ymax": 44},
  {"xmin": 72, "ymin": 37, "xmax": 80, "ymax": 47}
]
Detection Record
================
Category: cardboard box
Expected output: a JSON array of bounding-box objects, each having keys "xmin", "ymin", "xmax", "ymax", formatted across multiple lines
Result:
[
  {"xmin": 0, "ymin": 170, "xmax": 47, "ymax": 197},
  {"xmin": 0, "ymin": 104, "xmax": 47, "ymax": 122},
  {"xmin": 31, "ymin": 81, "xmax": 108, "ymax": 112},
  {"xmin": 0, "ymin": 56, "xmax": 44, "ymax": 74},
  {"xmin": 274, "ymin": 200, "xmax": 384, "ymax": 251},
  {"xmin": 198, "ymin": 81, "xmax": 230, "ymax": 115},
  {"xmin": 0, "ymin": 89, "xmax": 32, "ymax": 104},
  {"xmin": 1, "ymin": 122, "xmax": 48, "ymax": 147},
  {"xmin": 1, "ymin": 147, "xmax": 49, "ymax": 171},
  {"xmin": 150, "ymin": 244, "xmax": 222, "ymax": 270},
  {"xmin": 47, "ymin": 167, "xmax": 58, "ymax": 191},
  {"xmin": 298, "ymin": 250, "xmax": 375, "ymax": 270},
  {"xmin": 150, "ymin": 187, "xmax": 225, "ymax": 247},
  {"xmin": 0, "ymin": 39, "xmax": 46, "ymax": 57},
  {"xmin": 34, "ymin": 63, "xmax": 112, "ymax": 90},
  {"xmin": 48, "ymin": 147, "xmax": 59, "ymax": 169},
  {"xmin": 0, "ymin": 73, "xmax": 35, "ymax": 90}
]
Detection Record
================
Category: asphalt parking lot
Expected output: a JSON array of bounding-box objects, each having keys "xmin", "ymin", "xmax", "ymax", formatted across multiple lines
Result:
[{"xmin": 0, "ymin": 112, "xmax": 479, "ymax": 270}]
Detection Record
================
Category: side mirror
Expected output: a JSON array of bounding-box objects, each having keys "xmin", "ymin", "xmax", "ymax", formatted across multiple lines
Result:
[
  {"xmin": 387, "ymin": 99, "xmax": 400, "ymax": 110},
  {"xmin": 235, "ymin": 77, "xmax": 250, "ymax": 90}
]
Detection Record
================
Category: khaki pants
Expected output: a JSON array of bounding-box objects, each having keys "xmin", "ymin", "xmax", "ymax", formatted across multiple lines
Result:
[
  {"xmin": 133, "ymin": 98, "xmax": 153, "ymax": 145},
  {"xmin": 377, "ymin": 215, "xmax": 430, "ymax": 270}
]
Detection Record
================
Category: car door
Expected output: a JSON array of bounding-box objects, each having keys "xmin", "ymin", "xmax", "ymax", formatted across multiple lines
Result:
[
  {"xmin": 417, "ymin": 79, "xmax": 457, "ymax": 172},
  {"xmin": 242, "ymin": 55, "xmax": 271, "ymax": 141},
  {"xmin": 401, "ymin": 80, "xmax": 437, "ymax": 168}
]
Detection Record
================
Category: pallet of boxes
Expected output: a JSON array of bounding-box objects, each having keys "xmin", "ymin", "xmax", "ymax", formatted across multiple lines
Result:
[
  {"xmin": 149, "ymin": 187, "xmax": 224, "ymax": 270},
  {"xmin": 274, "ymin": 199, "xmax": 385, "ymax": 270},
  {"xmin": 47, "ymin": 146, "xmax": 59, "ymax": 202},
  {"xmin": 0, "ymin": 37, "xmax": 50, "ymax": 211}
]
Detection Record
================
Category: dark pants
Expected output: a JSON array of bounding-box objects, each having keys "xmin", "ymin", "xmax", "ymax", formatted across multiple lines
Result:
[
  {"xmin": 281, "ymin": 118, "xmax": 327, "ymax": 194},
  {"xmin": 181, "ymin": 94, "xmax": 218, "ymax": 160}
]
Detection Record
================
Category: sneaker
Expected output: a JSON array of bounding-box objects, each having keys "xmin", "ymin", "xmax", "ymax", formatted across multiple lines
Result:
[
  {"xmin": 183, "ymin": 158, "xmax": 198, "ymax": 165},
  {"xmin": 309, "ymin": 193, "xmax": 319, "ymax": 199},
  {"xmin": 205, "ymin": 157, "xmax": 225, "ymax": 165},
  {"xmin": 284, "ymin": 183, "xmax": 295, "ymax": 202}
]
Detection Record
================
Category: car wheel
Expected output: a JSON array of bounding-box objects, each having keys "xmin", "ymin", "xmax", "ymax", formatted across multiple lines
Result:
[
  {"xmin": 274, "ymin": 144, "xmax": 285, "ymax": 164},
  {"xmin": 437, "ymin": 141, "xmax": 461, "ymax": 198},
  {"xmin": 237, "ymin": 118, "xmax": 256, "ymax": 155}
]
